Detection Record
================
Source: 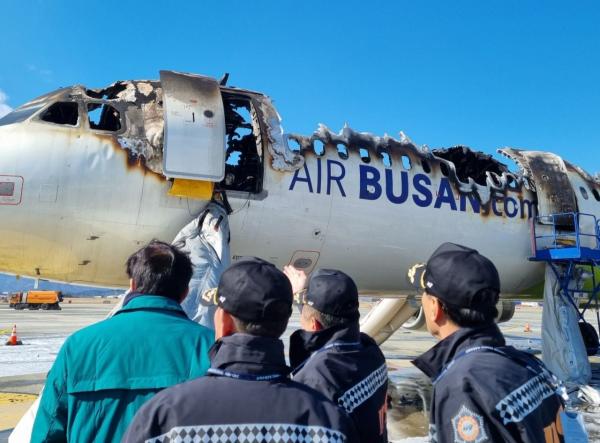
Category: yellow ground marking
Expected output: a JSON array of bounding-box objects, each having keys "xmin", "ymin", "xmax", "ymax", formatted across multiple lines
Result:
[{"xmin": 0, "ymin": 393, "xmax": 39, "ymax": 431}]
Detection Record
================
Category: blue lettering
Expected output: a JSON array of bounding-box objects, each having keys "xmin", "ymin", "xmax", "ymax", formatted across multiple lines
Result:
[
  {"xmin": 359, "ymin": 165, "xmax": 382, "ymax": 200},
  {"xmin": 316, "ymin": 158, "xmax": 322, "ymax": 194},
  {"xmin": 385, "ymin": 169, "xmax": 409, "ymax": 204},
  {"xmin": 434, "ymin": 178, "xmax": 457, "ymax": 210},
  {"xmin": 412, "ymin": 174, "xmax": 432, "ymax": 207},
  {"xmin": 459, "ymin": 194, "xmax": 481, "ymax": 213},
  {"xmin": 505, "ymin": 197, "xmax": 518, "ymax": 218},
  {"xmin": 520, "ymin": 199, "xmax": 534, "ymax": 219},
  {"xmin": 327, "ymin": 159, "xmax": 346, "ymax": 196},
  {"xmin": 289, "ymin": 163, "xmax": 313, "ymax": 193}
]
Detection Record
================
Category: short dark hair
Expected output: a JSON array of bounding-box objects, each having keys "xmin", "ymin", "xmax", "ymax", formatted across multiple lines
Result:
[
  {"xmin": 231, "ymin": 315, "xmax": 289, "ymax": 338},
  {"xmin": 429, "ymin": 288, "xmax": 499, "ymax": 327},
  {"xmin": 126, "ymin": 240, "xmax": 193, "ymax": 301},
  {"xmin": 302, "ymin": 304, "xmax": 354, "ymax": 329}
]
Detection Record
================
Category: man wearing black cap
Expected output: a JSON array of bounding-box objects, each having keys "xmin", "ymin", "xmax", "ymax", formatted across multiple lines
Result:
[
  {"xmin": 285, "ymin": 267, "xmax": 388, "ymax": 443},
  {"xmin": 409, "ymin": 242, "xmax": 566, "ymax": 443},
  {"xmin": 123, "ymin": 257, "xmax": 359, "ymax": 443}
]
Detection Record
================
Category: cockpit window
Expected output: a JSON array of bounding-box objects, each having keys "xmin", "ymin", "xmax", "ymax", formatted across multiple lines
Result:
[
  {"xmin": 0, "ymin": 105, "xmax": 44, "ymax": 126},
  {"xmin": 87, "ymin": 103, "xmax": 121, "ymax": 132},
  {"xmin": 40, "ymin": 102, "xmax": 79, "ymax": 126}
]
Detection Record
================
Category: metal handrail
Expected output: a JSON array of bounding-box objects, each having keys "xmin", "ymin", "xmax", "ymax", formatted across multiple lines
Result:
[{"xmin": 532, "ymin": 212, "xmax": 600, "ymax": 252}]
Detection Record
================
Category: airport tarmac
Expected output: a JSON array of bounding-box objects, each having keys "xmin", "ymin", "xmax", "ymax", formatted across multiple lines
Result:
[{"xmin": 0, "ymin": 300, "xmax": 599, "ymax": 442}]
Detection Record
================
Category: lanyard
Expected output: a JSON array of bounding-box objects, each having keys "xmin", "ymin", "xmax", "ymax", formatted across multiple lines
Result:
[
  {"xmin": 291, "ymin": 341, "xmax": 362, "ymax": 376},
  {"xmin": 207, "ymin": 368, "xmax": 288, "ymax": 382},
  {"xmin": 433, "ymin": 345, "xmax": 567, "ymax": 401}
]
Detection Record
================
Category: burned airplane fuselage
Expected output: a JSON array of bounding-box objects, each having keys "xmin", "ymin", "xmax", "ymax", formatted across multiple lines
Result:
[{"xmin": 0, "ymin": 71, "xmax": 598, "ymax": 296}]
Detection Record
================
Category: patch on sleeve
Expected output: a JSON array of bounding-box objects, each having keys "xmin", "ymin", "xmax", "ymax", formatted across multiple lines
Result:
[{"xmin": 451, "ymin": 405, "xmax": 488, "ymax": 443}]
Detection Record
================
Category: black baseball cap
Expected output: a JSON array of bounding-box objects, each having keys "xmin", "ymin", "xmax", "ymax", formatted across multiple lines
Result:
[
  {"xmin": 407, "ymin": 242, "xmax": 500, "ymax": 310},
  {"xmin": 300, "ymin": 269, "xmax": 360, "ymax": 321},
  {"xmin": 216, "ymin": 257, "xmax": 293, "ymax": 322}
]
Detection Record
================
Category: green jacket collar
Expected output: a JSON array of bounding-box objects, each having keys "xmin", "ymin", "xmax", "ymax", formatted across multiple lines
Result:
[{"xmin": 115, "ymin": 294, "xmax": 186, "ymax": 316}]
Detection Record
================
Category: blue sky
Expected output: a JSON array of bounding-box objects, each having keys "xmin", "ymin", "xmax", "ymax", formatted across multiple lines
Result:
[{"xmin": 1, "ymin": 1, "xmax": 599, "ymax": 174}]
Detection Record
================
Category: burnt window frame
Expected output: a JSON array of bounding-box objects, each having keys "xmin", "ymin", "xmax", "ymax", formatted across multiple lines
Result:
[
  {"xmin": 85, "ymin": 100, "xmax": 125, "ymax": 134},
  {"xmin": 219, "ymin": 91, "xmax": 265, "ymax": 196},
  {"xmin": 36, "ymin": 100, "xmax": 81, "ymax": 128}
]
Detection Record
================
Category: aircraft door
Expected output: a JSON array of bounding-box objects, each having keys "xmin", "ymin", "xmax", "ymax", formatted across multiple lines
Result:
[
  {"xmin": 160, "ymin": 70, "xmax": 226, "ymax": 181},
  {"xmin": 502, "ymin": 149, "xmax": 577, "ymax": 228}
]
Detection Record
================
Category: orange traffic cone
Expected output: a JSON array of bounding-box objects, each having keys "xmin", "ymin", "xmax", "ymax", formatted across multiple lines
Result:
[
  {"xmin": 524, "ymin": 323, "xmax": 532, "ymax": 333},
  {"xmin": 5, "ymin": 324, "xmax": 22, "ymax": 346}
]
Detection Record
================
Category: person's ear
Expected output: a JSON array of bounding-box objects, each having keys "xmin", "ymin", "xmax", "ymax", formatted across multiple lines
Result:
[
  {"xmin": 312, "ymin": 316, "xmax": 323, "ymax": 332},
  {"xmin": 129, "ymin": 279, "xmax": 136, "ymax": 292},
  {"xmin": 431, "ymin": 297, "xmax": 445, "ymax": 323},
  {"xmin": 215, "ymin": 307, "xmax": 236, "ymax": 340}
]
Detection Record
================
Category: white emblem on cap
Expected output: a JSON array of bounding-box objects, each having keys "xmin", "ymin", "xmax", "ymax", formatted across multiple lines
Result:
[
  {"xmin": 219, "ymin": 296, "xmax": 227, "ymax": 303},
  {"xmin": 426, "ymin": 281, "xmax": 434, "ymax": 288}
]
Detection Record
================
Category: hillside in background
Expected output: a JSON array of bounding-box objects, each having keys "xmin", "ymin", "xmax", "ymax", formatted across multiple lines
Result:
[{"xmin": 0, "ymin": 274, "xmax": 123, "ymax": 297}]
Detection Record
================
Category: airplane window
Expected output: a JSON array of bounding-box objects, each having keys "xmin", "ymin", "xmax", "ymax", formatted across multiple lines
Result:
[
  {"xmin": 221, "ymin": 95, "xmax": 262, "ymax": 193},
  {"xmin": 337, "ymin": 143, "xmax": 348, "ymax": 159},
  {"xmin": 359, "ymin": 148, "xmax": 371, "ymax": 163},
  {"xmin": 0, "ymin": 105, "xmax": 44, "ymax": 126},
  {"xmin": 287, "ymin": 137, "xmax": 301, "ymax": 152},
  {"xmin": 314, "ymin": 140, "xmax": 325, "ymax": 156},
  {"xmin": 382, "ymin": 151, "xmax": 392, "ymax": 167},
  {"xmin": 87, "ymin": 103, "xmax": 121, "ymax": 131},
  {"xmin": 40, "ymin": 102, "xmax": 79, "ymax": 126},
  {"xmin": 0, "ymin": 182, "xmax": 15, "ymax": 197},
  {"xmin": 593, "ymin": 188, "xmax": 600, "ymax": 202},
  {"xmin": 421, "ymin": 159, "xmax": 431, "ymax": 173},
  {"xmin": 580, "ymin": 186, "xmax": 589, "ymax": 200}
]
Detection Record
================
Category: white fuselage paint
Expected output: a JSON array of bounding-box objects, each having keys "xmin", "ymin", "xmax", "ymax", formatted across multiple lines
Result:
[{"xmin": 0, "ymin": 95, "xmax": 598, "ymax": 296}]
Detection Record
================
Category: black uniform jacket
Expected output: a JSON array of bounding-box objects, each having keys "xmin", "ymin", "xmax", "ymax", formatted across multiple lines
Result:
[
  {"xmin": 290, "ymin": 323, "xmax": 388, "ymax": 443},
  {"xmin": 412, "ymin": 324, "xmax": 565, "ymax": 443},
  {"xmin": 123, "ymin": 333, "xmax": 359, "ymax": 443}
]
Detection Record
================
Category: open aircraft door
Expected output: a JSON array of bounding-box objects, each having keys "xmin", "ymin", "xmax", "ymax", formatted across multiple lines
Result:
[
  {"xmin": 160, "ymin": 70, "xmax": 226, "ymax": 182},
  {"xmin": 501, "ymin": 149, "xmax": 578, "ymax": 228}
]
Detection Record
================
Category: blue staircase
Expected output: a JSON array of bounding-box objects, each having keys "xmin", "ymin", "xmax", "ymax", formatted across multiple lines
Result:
[{"xmin": 530, "ymin": 212, "xmax": 600, "ymax": 355}]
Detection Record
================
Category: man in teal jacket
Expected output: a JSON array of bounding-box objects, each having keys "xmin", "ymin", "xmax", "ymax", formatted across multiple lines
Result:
[{"xmin": 31, "ymin": 240, "xmax": 214, "ymax": 443}]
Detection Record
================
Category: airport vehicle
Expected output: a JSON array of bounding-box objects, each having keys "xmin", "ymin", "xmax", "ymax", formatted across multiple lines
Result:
[
  {"xmin": 0, "ymin": 70, "xmax": 598, "ymax": 335},
  {"xmin": 8, "ymin": 290, "xmax": 62, "ymax": 310}
]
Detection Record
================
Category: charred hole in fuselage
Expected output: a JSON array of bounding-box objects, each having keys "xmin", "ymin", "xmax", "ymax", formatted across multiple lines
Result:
[
  {"xmin": 85, "ymin": 82, "xmax": 128, "ymax": 100},
  {"xmin": 506, "ymin": 175, "xmax": 520, "ymax": 191},
  {"xmin": 439, "ymin": 162, "xmax": 449, "ymax": 177},
  {"xmin": 221, "ymin": 93, "xmax": 262, "ymax": 193},
  {"xmin": 433, "ymin": 146, "xmax": 508, "ymax": 186}
]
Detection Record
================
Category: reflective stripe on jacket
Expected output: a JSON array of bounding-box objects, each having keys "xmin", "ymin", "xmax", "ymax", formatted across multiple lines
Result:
[
  {"xmin": 412, "ymin": 324, "xmax": 565, "ymax": 443},
  {"xmin": 290, "ymin": 323, "xmax": 389, "ymax": 443},
  {"xmin": 123, "ymin": 333, "xmax": 360, "ymax": 443}
]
